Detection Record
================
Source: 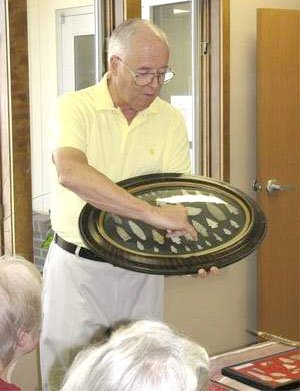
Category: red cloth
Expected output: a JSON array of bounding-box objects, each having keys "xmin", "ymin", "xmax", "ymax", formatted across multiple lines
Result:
[{"xmin": 0, "ymin": 379, "xmax": 21, "ymax": 391}]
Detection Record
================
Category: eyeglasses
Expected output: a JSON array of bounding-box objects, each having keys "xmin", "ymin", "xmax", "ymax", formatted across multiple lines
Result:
[{"xmin": 117, "ymin": 57, "xmax": 175, "ymax": 86}]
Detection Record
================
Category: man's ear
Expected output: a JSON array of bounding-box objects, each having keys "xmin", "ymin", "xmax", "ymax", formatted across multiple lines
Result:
[{"xmin": 109, "ymin": 55, "xmax": 120, "ymax": 75}]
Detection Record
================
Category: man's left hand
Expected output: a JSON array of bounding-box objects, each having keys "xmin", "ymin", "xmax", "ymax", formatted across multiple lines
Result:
[{"xmin": 197, "ymin": 266, "xmax": 220, "ymax": 277}]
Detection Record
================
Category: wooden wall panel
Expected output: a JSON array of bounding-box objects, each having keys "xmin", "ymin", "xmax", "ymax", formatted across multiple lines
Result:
[
  {"xmin": 123, "ymin": 0, "xmax": 141, "ymax": 20},
  {"xmin": 0, "ymin": 0, "xmax": 33, "ymax": 260},
  {"xmin": 221, "ymin": 0, "xmax": 230, "ymax": 181},
  {"xmin": 0, "ymin": 0, "xmax": 12, "ymax": 255}
]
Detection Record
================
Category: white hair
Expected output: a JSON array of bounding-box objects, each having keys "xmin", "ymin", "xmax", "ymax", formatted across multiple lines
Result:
[
  {"xmin": 0, "ymin": 255, "xmax": 42, "ymax": 366},
  {"xmin": 60, "ymin": 320, "xmax": 209, "ymax": 391},
  {"xmin": 107, "ymin": 18, "xmax": 169, "ymax": 61}
]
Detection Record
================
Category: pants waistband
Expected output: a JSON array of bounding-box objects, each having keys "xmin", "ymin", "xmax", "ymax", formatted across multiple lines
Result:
[{"xmin": 54, "ymin": 234, "xmax": 104, "ymax": 262}]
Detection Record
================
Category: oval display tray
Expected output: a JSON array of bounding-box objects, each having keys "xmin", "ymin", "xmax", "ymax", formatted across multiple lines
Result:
[{"xmin": 79, "ymin": 173, "xmax": 267, "ymax": 275}]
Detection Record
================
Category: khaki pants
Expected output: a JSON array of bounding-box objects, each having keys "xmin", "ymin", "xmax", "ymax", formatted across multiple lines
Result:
[{"xmin": 40, "ymin": 243, "xmax": 164, "ymax": 391}]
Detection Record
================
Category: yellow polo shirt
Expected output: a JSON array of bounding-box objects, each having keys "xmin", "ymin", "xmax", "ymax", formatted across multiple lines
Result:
[{"xmin": 50, "ymin": 74, "xmax": 191, "ymax": 246}]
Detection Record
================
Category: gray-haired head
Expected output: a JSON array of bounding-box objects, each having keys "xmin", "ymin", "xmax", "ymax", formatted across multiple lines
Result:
[
  {"xmin": 60, "ymin": 319, "xmax": 209, "ymax": 391},
  {"xmin": 107, "ymin": 18, "xmax": 169, "ymax": 61},
  {"xmin": 0, "ymin": 255, "xmax": 42, "ymax": 367}
]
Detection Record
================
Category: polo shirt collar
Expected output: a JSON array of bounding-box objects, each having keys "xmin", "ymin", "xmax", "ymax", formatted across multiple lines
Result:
[
  {"xmin": 94, "ymin": 73, "xmax": 160, "ymax": 116},
  {"xmin": 93, "ymin": 73, "xmax": 115, "ymax": 110}
]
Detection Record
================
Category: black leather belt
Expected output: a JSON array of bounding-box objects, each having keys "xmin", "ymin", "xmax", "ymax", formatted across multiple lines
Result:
[{"xmin": 54, "ymin": 234, "xmax": 104, "ymax": 262}]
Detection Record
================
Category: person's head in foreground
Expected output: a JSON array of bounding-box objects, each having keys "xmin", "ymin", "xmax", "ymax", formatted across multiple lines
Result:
[
  {"xmin": 60, "ymin": 319, "xmax": 209, "ymax": 391},
  {"xmin": 0, "ymin": 255, "xmax": 42, "ymax": 384}
]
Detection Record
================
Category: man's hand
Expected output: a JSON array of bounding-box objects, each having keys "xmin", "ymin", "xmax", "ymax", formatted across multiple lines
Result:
[
  {"xmin": 145, "ymin": 204, "xmax": 198, "ymax": 240},
  {"xmin": 197, "ymin": 266, "xmax": 220, "ymax": 277}
]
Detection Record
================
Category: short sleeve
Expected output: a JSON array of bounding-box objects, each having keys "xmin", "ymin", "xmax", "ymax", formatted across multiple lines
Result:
[{"xmin": 50, "ymin": 93, "xmax": 87, "ymax": 153}]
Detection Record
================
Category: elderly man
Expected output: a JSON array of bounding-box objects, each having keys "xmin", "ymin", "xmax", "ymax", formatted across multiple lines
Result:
[{"xmin": 40, "ymin": 18, "xmax": 217, "ymax": 390}]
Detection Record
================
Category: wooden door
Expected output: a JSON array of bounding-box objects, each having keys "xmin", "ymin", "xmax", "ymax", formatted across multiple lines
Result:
[{"xmin": 257, "ymin": 9, "xmax": 300, "ymax": 340}]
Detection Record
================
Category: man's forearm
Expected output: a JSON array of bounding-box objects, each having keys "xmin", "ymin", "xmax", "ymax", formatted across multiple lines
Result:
[{"xmin": 54, "ymin": 147, "xmax": 197, "ymax": 238}]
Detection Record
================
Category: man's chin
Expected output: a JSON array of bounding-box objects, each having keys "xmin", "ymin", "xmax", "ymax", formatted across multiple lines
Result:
[{"xmin": 135, "ymin": 97, "xmax": 156, "ymax": 111}]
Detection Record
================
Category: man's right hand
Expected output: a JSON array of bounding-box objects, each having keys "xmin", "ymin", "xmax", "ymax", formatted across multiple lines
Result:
[{"xmin": 145, "ymin": 204, "xmax": 198, "ymax": 240}]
